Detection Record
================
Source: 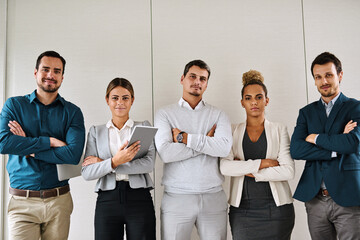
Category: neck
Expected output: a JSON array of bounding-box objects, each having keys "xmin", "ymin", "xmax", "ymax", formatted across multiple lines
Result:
[
  {"xmin": 183, "ymin": 94, "xmax": 202, "ymax": 109},
  {"xmin": 36, "ymin": 88, "xmax": 58, "ymax": 105},
  {"xmin": 112, "ymin": 116, "xmax": 129, "ymax": 129},
  {"xmin": 246, "ymin": 114, "xmax": 265, "ymax": 127}
]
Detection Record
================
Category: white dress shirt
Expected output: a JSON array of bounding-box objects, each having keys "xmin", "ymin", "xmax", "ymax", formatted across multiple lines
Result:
[{"xmin": 106, "ymin": 118, "xmax": 134, "ymax": 181}]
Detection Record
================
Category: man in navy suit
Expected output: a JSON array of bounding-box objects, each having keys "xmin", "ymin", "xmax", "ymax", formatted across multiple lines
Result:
[{"xmin": 291, "ymin": 52, "xmax": 360, "ymax": 240}]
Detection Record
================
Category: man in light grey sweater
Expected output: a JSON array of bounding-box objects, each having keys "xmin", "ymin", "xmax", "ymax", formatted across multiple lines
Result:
[{"xmin": 155, "ymin": 60, "xmax": 232, "ymax": 240}]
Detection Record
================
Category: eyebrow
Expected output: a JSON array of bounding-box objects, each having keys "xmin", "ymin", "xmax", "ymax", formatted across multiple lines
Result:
[
  {"xmin": 315, "ymin": 71, "xmax": 333, "ymax": 76},
  {"xmin": 41, "ymin": 66, "xmax": 62, "ymax": 72},
  {"xmin": 111, "ymin": 94, "xmax": 131, "ymax": 97},
  {"xmin": 245, "ymin": 93, "xmax": 264, "ymax": 97},
  {"xmin": 189, "ymin": 73, "xmax": 208, "ymax": 79}
]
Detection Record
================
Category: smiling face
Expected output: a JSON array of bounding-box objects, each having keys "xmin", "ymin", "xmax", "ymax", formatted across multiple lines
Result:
[
  {"xmin": 106, "ymin": 86, "xmax": 134, "ymax": 120},
  {"xmin": 35, "ymin": 56, "xmax": 64, "ymax": 93},
  {"xmin": 313, "ymin": 62, "xmax": 342, "ymax": 103},
  {"xmin": 241, "ymin": 84, "xmax": 269, "ymax": 118}
]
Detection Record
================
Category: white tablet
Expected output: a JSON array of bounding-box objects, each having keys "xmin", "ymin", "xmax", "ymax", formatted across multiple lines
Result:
[{"xmin": 127, "ymin": 125, "xmax": 158, "ymax": 159}]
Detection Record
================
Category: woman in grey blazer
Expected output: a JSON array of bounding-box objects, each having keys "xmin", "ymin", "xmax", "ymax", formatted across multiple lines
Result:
[
  {"xmin": 82, "ymin": 78, "xmax": 156, "ymax": 240},
  {"xmin": 220, "ymin": 70, "xmax": 295, "ymax": 240}
]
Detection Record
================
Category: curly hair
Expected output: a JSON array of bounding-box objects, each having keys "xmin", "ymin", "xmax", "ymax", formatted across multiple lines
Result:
[{"xmin": 241, "ymin": 70, "xmax": 268, "ymax": 98}]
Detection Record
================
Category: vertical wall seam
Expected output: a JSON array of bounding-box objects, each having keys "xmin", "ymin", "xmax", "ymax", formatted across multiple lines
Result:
[
  {"xmin": 149, "ymin": 0, "xmax": 156, "ymax": 206},
  {"xmin": 301, "ymin": 0, "xmax": 309, "ymax": 104},
  {"xmin": 1, "ymin": 0, "xmax": 8, "ymax": 238}
]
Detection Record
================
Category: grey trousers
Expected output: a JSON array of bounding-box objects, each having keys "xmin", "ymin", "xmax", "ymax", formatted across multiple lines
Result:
[
  {"xmin": 161, "ymin": 190, "xmax": 228, "ymax": 240},
  {"xmin": 305, "ymin": 193, "xmax": 360, "ymax": 240}
]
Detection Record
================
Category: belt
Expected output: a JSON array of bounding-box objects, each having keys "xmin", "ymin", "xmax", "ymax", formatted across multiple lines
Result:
[
  {"xmin": 319, "ymin": 189, "xmax": 330, "ymax": 197},
  {"xmin": 9, "ymin": 185, "xmax": 70, "ymax": 199}
]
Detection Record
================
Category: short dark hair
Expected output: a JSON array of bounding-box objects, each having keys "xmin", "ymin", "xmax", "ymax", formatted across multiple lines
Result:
[
  {"xmin": 311, "ymin": 52, "xmax": 342, "ymax": 77},
  {"xmin": 183, "ymin": 60, "xmax": 211, "ymax": 80},
  {"xmin": 35, "ymin": 51, "xmax": 66, "ymax": 74},
  {"xmin": 106, "ymin": 78, "xmax": 134, "ymax": 99}
]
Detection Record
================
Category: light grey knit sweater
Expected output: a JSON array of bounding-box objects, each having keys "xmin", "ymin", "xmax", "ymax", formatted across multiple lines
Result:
[{"xmin": 155, "ymin": 99, "xmax": 232, "ymax": 194}]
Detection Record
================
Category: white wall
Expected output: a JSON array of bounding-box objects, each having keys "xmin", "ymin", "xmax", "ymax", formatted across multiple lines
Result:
[
  {"xmin": 1, "ymin": 0, "xmax": 360, "ymax": 239},
  {"xmin": 303, "ymin": 0, "xmax": 360, "ymax": 102},
  {"xmin": 0, "ymin": 0, "xmax": 7, "ymax": 239}
]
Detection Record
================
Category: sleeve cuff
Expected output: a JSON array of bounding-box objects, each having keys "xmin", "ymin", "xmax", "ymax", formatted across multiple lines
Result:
[
  {"xmin": 314, "ymin": 134, "xmax": 319, "ymax": 145},
  {"xmin": 186, "ymin": 133, "xmax": 193, "ymax": 147}
]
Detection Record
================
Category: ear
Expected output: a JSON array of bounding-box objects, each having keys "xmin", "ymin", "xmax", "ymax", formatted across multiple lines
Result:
[
  {"xmin": 338, "ymin": 71, "xmax": 343, "ymax": 83},
  {"xmin": 180, "ymin": 75, "xmax": 184, "ymax": 84},
  {"xmin": 265, "ymin": 97, "xmax": 269, "ymax": 106},
  {"xmin": 131, "ymin": 96, "xmax": 135, "ymax": 105},
  {"xmin": 241, "ymin": 99, "xmax": 245, "ymax": 108},
  {"xmin": 105, "ymin": 97, "xmax": 109, "ymax": 105},
  {"xmin": 34, "ymin": 68, "xmax": 38, "ymax": 78}
]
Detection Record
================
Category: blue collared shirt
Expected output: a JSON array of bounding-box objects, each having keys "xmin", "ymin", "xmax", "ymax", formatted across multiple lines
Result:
[
  {"xmin": 0, "ymin": 90, "xmax": 85, "ymax": 190},
  {"xmin": 321, "ymin": 92, "xmax": 341, "ymax": 117}
]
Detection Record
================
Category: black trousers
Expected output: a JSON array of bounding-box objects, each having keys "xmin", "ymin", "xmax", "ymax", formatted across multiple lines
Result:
[{"xmin": 95, "ymin": 181, "xmax": 156, "ymax": 240}]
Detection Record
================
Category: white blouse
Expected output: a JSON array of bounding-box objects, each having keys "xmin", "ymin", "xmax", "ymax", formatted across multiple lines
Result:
[{"xmin": 106, "ymin": 118, "xmax": 134, "ymax": 181}]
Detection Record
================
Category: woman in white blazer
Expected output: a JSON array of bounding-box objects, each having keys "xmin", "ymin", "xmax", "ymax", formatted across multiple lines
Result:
[
  {"xmin": 220, "ymin": 70, "xmax": 295, "ymax": 240},
  {"xmin": 82, "ymin": 78, "xmax": 155, "ymax": 240}
]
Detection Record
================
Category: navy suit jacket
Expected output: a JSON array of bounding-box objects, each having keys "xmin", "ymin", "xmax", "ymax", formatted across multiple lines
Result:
[{"xmin": 290, "ymin": 93, "xmax": 360, "ymax": 207}]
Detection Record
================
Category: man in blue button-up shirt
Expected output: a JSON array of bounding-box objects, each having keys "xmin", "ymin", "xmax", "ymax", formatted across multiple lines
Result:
[{"xmin": 0, "ymin": 50, "xmax": 85, "ymax": 240}]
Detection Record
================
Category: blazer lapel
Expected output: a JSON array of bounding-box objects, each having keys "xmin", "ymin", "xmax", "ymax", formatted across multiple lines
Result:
[
  {"xmin": 233, "ymin": 123, "xmax": 246, "ymax": 160},
  {"xmin": 264, "ymin": 120, "xmax": 277, "ymax": 159},
  {"xmin": 325, "ymin": 93, "xmax": 346, "ymax": 133},
  {"xmin": 315, "ymin": 99, "xmax": 328, "ymax": 128},
  {"xmin": 97, "ymin": 125, "xmax": 113, "ymax": 159}
]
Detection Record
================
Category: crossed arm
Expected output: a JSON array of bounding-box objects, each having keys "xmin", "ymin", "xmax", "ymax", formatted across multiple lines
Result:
[
  {"xmin": 220, "ymin": 124, "xmax": 294, "ymax": 182},
  {"xmin": 81, "ymin": 123, "xmax": 156, "ymax": 181},
  {"xmin": 154, "ymin": 110, "xmax": 232, "ymax": 163},
  {"xmin": 8, "ymin": 120, "xmax": 67, "ymax": 147},
  {"xmin": 220, "ymin": 150, "xmax": 281, "ymax": 178},
  {"xmin": 0, "ymin": 102, "xmax": 85, "ymax": 165},
  {"xmin": 305, "ymin": 120, "xmax": 357, "ymax": 144},
  {"xmin": 290, "ymin": 107, "xmax": 359, "ymax": 160}
]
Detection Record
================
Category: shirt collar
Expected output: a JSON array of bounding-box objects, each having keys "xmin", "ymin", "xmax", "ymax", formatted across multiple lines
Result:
[
  {"xmin": 29, "ymin": 90, "xmax": 65, "ymax": 106},
  {"xmin": 106, "ymin": 118, "xmax": 134, "ymax": 131},
  {"xmin": 178, "ymin": 98, "xmax": 206, "ymax": 110},
  {"xmin": 320, "ymin": 92, "xmax": 341, "ymax": 107}
]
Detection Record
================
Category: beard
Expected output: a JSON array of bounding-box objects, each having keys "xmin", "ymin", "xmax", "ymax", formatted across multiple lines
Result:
[
  {"xmin": 189, "ymin": 92, "xmax": 200, "ymax": 97},
  {"xmin": 320, "ymin": 91, "xmax": 336, "ymax": 98},
  {"xmin": 189, "ymin": 85, "xmax": 201, "ymax": 97},
  {"xmin": 37, "ymin": 80, "xmax": 60, "ymax": 93},
  {"xmin": 319, "ymin": 85, "xmax": 336, "ymax": 98}
]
